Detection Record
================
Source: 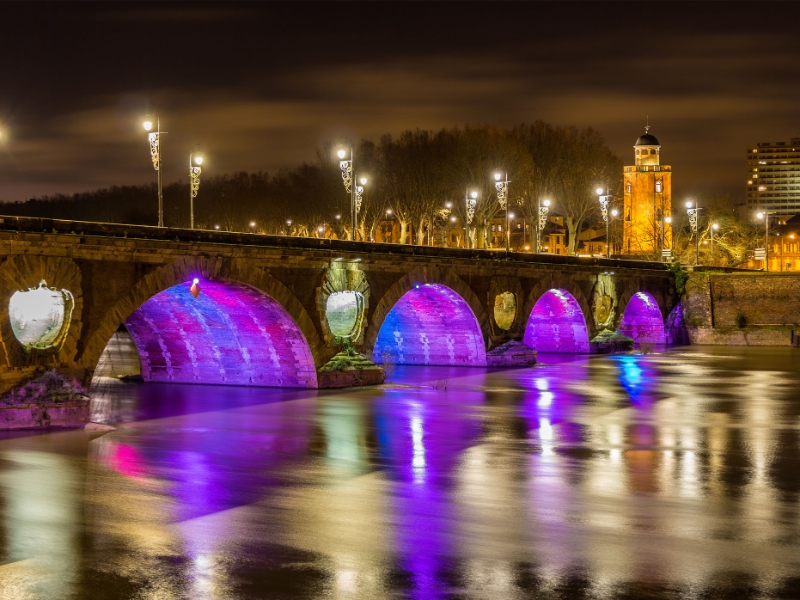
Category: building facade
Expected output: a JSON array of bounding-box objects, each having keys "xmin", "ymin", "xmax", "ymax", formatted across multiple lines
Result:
[
  {"xmin": 622, "ymin": 128, "xmax": 673, "ymax": 256},
  {"xmin": 746, "ymin": 137, "xmax": 800, "ymax": 216}
]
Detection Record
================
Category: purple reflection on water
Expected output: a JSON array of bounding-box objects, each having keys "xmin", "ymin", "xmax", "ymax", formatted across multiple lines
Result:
[
  {"xmin": 665, "ymin": 302, "xmax": 690, "ymax": 345},
  {"xmin": 619, "ymin": 292, "xmax": 666, "ymax": 345},
  {"xmin": 373, "ymin": 390, "xmax": 483, "ymax": 597},
  {"xmin": 373, "ymin": 284, "xmax": 486, "ymax": 366},
  {"xmin": 523, "ymin": 289, "xmax": 590, "ymax": 353},
  {"xmin": 125, "ymin": 279, "xmax": 317, "ymax": 388}
]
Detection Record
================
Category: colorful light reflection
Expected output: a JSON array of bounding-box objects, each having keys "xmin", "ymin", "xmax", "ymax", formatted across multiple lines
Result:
[
  {"xmin": 125, "ymin": 279, "xmax": 317, "ymax": 387},
  {"xmin": 373, "ymin": 283, "xmax": 486, "ymax": 366},
  {"xmin": 523, "ymin": 288, "xmax": 590, "ymax": 353}
]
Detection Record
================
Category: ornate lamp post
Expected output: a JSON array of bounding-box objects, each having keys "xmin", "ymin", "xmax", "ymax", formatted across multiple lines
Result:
[
  {"xmin": 465, "ymin": 189, "xmax": 478, "ymax": 249},
  {"xmin": 596, "ymin": 187, "xmax": 614, "ymax": 259},
  {"xmin": 189, "ymin": 150, "xmax": 203, "ymax": 230},
  {"xmin": 537, "ymin": 198, "xmax": 551, "ymax": 253},
  {"xmin": 337, "ymin": 148, "xmax": 367, "ymax": 241},
  {"xmin": 494, "ymin": 172, "xmax": 510, "ymax": 252},
  {"xmin": 756, "ymin": 211, "xmax": 774, "ymax": 271},
  {"xmin": 686, "ymin": 200, "xmax": 703, "ymax": 266},
  {"xmin": 143, "ymin": 115, "xmax": 166, "ymax": 227}
]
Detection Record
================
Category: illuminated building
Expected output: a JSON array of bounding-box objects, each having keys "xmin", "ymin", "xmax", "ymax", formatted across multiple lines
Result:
[
  {"xmin": 622, "ymin": 127, "xmax": 673, "ymax": 255},
  {"xmin": 746, "ymin": 137, "xmax": 800, "ymax": 216}
]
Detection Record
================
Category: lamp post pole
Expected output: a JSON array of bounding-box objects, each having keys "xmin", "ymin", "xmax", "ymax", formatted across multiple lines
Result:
[
  {"xmin": 757, "ymin": 211, "xmax": 773, "ymax": 271},
  {"xmin": 710, "ymin": 222, "xmax": 719, "ymax": 265},
  {"xmin": 466, "ymin": 189, "xmax": 478, "ymax": 249},
  {"xmin": 686, "ymin": 200, "xmax": 702, "ymax": 266},
  {"xmin": 537, "ymin": 198, "xmax": 551, "ymax": 253},
  {"xmin": 143, "ymin": 115, "xmax": 165, "ymax": 227},
  {"xmin": 596, "ymin": 187, "xmax": 614, "ymax": 259},
  {"xmin": 189, "ymin": 150, "xmax": 203, "ymax": 230},
  {"xmin": 337, "ymin": 148, "xmax": 356, "ymax": 241},
  {"xmin": 494, "ymin": 172, "xmax": 510, "ymax": 252}
]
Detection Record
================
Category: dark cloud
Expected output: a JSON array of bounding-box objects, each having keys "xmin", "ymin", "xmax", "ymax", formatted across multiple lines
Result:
[{"xmin": 1, "ymin": 2, "xmax": 799, "ymax": 204}]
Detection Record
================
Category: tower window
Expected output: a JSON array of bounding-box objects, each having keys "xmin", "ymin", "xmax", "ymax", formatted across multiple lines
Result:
[
  {"xmin": 626, "ymin": 182, "xmax": 631, "ymax": 193},
  {"xmin": 656, "ymin": 181, "xmax": 662, "ymax": 193}
]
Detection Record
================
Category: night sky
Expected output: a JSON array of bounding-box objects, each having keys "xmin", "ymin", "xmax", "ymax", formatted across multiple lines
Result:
[{"xmin": 1, "ymin": 2, "xmax": 799, "ymax": 204}]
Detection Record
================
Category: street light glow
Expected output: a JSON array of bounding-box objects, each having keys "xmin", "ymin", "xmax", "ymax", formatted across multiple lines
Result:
[
  {"xmin": 712, "ymin": 222, "xmax": 719, "ymax": 230},
  {"xmin": 596, "ymin": 187, "xmax": 604, "ymax": 195},
  {"xmin": 665, "ymin": 216, "xmax": 672, "ymax": 224},
  {"xmin": 611, "ymin": 209, "xmax": 619, "ymax": 217},
  {"xmin": 143, "ymin": 120, "xmax": 153, "ymax": 131},
  {"xmin": 686, "ymin": 200, "xmax": 693, "ymax": 208},
  {"xmin": 509, "ymin": 213, "xmax": 515, "ymax": 219},
  {"xmin": 494, "ymin": 173, "xmax": 502, "ymax": 181},
  {"xmin": 386, "ymin": 208, "xmax": 392, "ymax": 215},
  {"xmin": 470, "ymin": 190, "xmax": 478, "ymax": 199},
  {"xmin": 359, "ymin": 176, "xmax": 367, "ymax": 185},
  {"xmin": 249, "ymin": 221, "xmax": 256, "ymax": 227},
  {"xmin": 450, "ymin": 216, "xmax": 457, "ymax": 222},
  {"xmin": 543, "ymin": 199, "xmax": 551, "ymax": 207},
  {"xmin": 337, "ymin": 149, "xmax": 347, "ymax": 159},
  {"xmin": 214, "ymin": 225, "xmax": 220, "ymax": 230},
  {"xmin": 194, "ymin": 155, "xmax": 203, "ymax": 165},
  {"xmin": 335, "ymin": 214, "xmax": 341, "ymax": 219},
  {"xmin": 757, "ymin": 212, "xmax": 764, "ymax": 219},
  {"xmin": 445, "ymin": 201, "xmax": 452, "ymax": 209}
]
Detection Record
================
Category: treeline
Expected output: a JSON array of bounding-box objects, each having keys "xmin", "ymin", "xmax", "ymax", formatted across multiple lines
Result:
[{"xmin": 2, "ymin": 123, "xmax": 621, "ymax": 252}]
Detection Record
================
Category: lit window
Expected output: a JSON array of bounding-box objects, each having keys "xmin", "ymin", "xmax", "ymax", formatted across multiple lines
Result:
[
  {"xmin": 626, "ymin": 182, "xmax": 631, "ymax": 193},
  {"xmin": 656, "ymin": 181, "xmax": 662, "ymax": 193}
]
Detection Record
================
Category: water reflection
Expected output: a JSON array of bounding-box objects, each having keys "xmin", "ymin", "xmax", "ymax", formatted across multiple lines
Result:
[{"xmin": 0, "ymin": 347, "xmax": 799, "ymax": 597}]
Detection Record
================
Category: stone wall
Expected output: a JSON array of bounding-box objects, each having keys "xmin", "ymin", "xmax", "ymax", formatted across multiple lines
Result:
[{"xmin": 684, "ymin": 271, "xmax": 800, "ymax": 346}]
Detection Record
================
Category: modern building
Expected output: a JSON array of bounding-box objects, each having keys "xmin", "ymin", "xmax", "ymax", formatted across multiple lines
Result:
[
  {"xmin": 622, "ymin": 127, "xmax": 673, "ymax": 256},
  {"xmin": 746, "ymin": 137, "xmax": 800, "ymax": 216}
]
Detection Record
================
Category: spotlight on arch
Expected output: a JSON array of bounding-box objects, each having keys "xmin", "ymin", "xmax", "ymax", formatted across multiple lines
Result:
[{"xmin": 190, "ymin": 278, "xmax": 201, "ymax": 298}]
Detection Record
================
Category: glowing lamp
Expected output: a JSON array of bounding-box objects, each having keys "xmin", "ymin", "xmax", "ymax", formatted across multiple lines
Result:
[
  {"xmin": 214, "ymin": 224, "xmax": 220, "ymax": 230},
  {"xmin": 337, "ymin": 149, "xmax": 347, "ymax": 159},
  {"xmin": 386, "ymin": 209, "xmax": 392, "ymax": 215},
  {"xmin": 249, "ymin": 221, "xmax": 256, "ymax": 227},
  {"xmin": 494, "ymin": 173, "xmax": 502, "ymax": 181},
  {"xmin": 757, "ymin": 212, "xmax": 764, "ymax": 219},
  {"xmin": 524, "ymin": 245, "xmax": 530, "ymax": 251},
  {"xmin": 359, "ymin": 176, "xmax": 368, "ymax": 185},
  {"xmin": 712, "ymin": 223, "xmax": 719, "ymax": 230},
  {"xmin": 143, "ymin": 120, "xmax": 153, "ymax": 131},
  {"xmin": 611, "ymin": 209, "xmax": 619, "ymax": 217},
  {"xmin": 470, "ymin": 191, "xmax": 478, "ymax": 199},
  {"xmin": 286, "ymin": 219, "xmax": 292, "ymax": 225},
  {"xmin": 194, "ymin": 155, "xmax": 203, "ymax": 165},
  {"xmin": 686, "ymin": 201, "xmax": 693, "ymax": 208},
  {"xmin": 543, "ymin": 199, "xmax": 551, "ymax": 207},
  {"xmin": 318, "ymin": 226, "xmax": 324, "ymax": 233},
  {"xmin": 335, "ymin": 214, "xmax": 341, "ymax": 220},
  {"xmin": 596, "ymin": 187, "xmax": 604, "ymax": 195},
  {"xmin": 450, "ymin": 216, "xmax": 457, "ymax": 222},
  {"xmin": 190, "ymin": 279, "xmax": 201, "ymax": 298},
  {"xmin": 445, "ymin": 202, "xmax": 452, "ymax": 209},
  {"xmin": 665, "ymin": 216, "xmax": 672, "ymax": 224},
  {"xmin": 791, "ymin": 234, "xmax": 796, "ymax": 239}
]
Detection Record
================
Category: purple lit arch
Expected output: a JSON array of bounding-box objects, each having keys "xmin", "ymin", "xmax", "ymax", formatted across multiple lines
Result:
[
  {"xmin": 523, "ymin": 288, "xmax": 590, "ymax": 353},
  {"xmin": 618, "ymin": 291, "xmax": 666, "ymax": 345},
  {"xmin": 372, "ymin": 284, "xmax": 486, "ymax": 366},
  {"xmin": 124, "ymin": 280, "xmax": 317, "ymax": 388}
]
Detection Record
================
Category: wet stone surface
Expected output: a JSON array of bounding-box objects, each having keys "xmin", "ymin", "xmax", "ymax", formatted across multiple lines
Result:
[{"xmin": 1, "ymin": 346, "xmax": 800, "ymax": 599}]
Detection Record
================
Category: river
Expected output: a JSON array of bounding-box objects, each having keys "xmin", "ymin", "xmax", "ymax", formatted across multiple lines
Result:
[{"xmin": 1, "ymin": 346, "xmax": 799, "ymax": 599}]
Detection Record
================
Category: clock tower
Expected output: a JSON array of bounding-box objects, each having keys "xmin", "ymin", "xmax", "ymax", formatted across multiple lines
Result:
[{"xmin": 622, "ymin": 126, "xmax": 673, "ymax": 256}]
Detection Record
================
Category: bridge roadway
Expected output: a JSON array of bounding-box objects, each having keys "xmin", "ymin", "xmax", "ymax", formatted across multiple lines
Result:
[{"xmin": 0, "ymin": 216, "xmax": 675, "ymax": 393}]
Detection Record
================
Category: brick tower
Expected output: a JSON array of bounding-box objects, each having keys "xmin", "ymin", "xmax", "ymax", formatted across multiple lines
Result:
[{"xmin": 622, "ymin": 126, "xmax": 672, "ymax": 256}]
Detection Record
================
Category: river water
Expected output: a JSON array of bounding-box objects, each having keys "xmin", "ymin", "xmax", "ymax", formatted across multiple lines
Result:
[{"xmin": 1, "ymin": 346, "xmax": 799, "ymax": 599}]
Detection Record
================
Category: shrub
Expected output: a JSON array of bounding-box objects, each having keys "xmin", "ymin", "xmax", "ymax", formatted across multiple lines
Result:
[
  {"xmin": 735, "ymin": 314, "xmax": 747, "ymax": 328},
  {"xmin": 1, "ymin": 369, "xmax": 88, "ymax": 406}
]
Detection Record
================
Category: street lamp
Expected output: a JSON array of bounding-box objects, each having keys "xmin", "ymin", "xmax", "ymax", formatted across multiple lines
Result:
[
  {"xmin": 337, "ymin": 148, "xmax": 367, "ymax": 241},
  {"xmin": 537, "ymin": 198, "xmax": 551, "ymax": 253},
  {"xmin": 686, "ymin": 200, "xmax": 703, "ymax": 266},
  {"xmin": 466, "ymin": 189, "xmax": 478, "ymax": 249},
  {"xmin": 756, "ymin": 211, "xmax": 775, "ymax": 271},
  {"xmin": 494, "ymin": 172, "xmax": 510, "ymax": 252},
  {"xmin": 143, "ymin": 114, "xmax": 166, "ymax": 227},
  {"xmin": 596, "ymin": 186, "xmax": 614, "ymax": 259},
  {"xmin": 189, "ymin": 150, "xmax": 203, "ymax": 230}
]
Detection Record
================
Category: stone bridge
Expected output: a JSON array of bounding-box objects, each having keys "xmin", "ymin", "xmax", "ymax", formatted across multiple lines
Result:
[{"xmin": 0, "ymin": 217, "xmax": 677, "ymax": 393}]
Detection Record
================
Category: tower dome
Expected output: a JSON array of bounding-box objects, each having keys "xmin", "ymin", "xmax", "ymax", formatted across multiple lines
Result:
[{"xmin": 635, "ymin": 132, "xmax": 660, "ymax": 146}]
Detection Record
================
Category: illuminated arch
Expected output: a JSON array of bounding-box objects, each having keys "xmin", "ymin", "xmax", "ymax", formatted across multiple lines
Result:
[
  {"xmin": 372, "ymin": 283, "xmax": 486, "ymax": 366},
  {"xmin": 81, "ymin": 257, "xmax": 323, "ymax": 387},
  {"xmin": 523, "ymin": 288, "xmax": 590, "ymax": 353},
  {"xmin": 124, "ymin": 279, "xmax": 317, "ymax": 388},
  {"xmin": 619, "ymin": 291, "xmax": 666, "ymax": 345}
]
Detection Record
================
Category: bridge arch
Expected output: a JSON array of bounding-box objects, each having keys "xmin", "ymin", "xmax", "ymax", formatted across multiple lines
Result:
[
  {"xmin": 523, "ymin": 288, "xmax": 591, "ymax": 353},
  {"xmin": 367, "ymin": 267, "xmax": 489, "ymax": 366},
  {"xmin": 81, "ymin": 257, "xmax": 323, "ymax": 387},
  {"xmin": 618, "ymin": 291, "xmax": 666, "ymax": 345}
]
